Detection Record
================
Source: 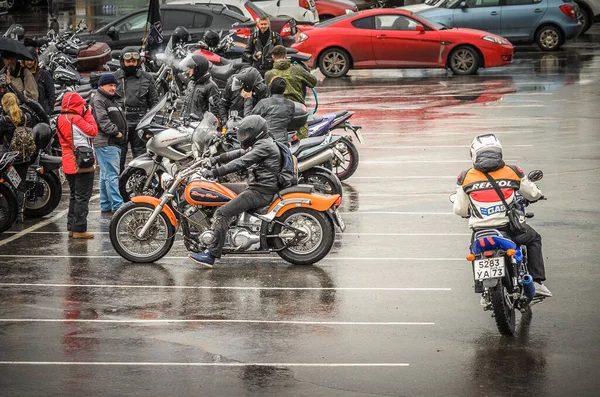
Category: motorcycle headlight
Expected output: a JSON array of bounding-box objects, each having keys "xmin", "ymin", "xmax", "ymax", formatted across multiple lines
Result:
[
  {"xmin": 482, "ymin": 35, "xmax": 509, "ymax": 45},
  {"xmin": 160, "ymin": 173, "xmax": 174, "ymax": 190}
]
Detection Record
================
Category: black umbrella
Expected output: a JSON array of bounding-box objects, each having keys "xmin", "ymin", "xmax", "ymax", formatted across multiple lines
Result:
[{"xmin": 0, "ymin": 37, "xmax": 33, "ymax": 60}]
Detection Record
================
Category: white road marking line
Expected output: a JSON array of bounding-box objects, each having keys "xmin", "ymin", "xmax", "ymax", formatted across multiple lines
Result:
[
  {"xmin": 3, "ymin": 231, "xmax": 109, "ymax": 235},
  {"xmin": 349, "ymin": 176, "xmax": 456, "ymax": 179},
  {"xmin": 0, "ymin": 194, "xmax": 100, "ymax": 248},
  {"xmin": 0, "ymin": 361, "xmax": 410, "ymax": 367},
  {"xmin": 343, "ymin": 233, "xmax": 469, "ymax": 236},
  {"xmin": 0, "ymin": 319, "xmax": 434, "ymax": 325},
  {"xmin": 341, "ymin": 212, "xmax": 453, "ymax": 215},
  {"xmin": 361, "ymin": 159, "xmax": 521, "ymax": 164},
  {"xmin": 363, "ymin": 145, "xmax": 532, "ymax": 149},
  {"xmin": 313, "ymin": 93, "xmax": 553, "ymax": 99},
  {"xmin": 0, "ymin": 283, "xmax": 451, "ymax": 291},
  {"xmin": 0, "ymin": 254, "xmax": 465, "ymax": 261}
]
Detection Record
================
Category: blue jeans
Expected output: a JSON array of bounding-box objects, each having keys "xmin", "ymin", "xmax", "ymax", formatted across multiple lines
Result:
[{"xmin": 95, "ymin": 146, "xmax": 123, "ymax": 211}]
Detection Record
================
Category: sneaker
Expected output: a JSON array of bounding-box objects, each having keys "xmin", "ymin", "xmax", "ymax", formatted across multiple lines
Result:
[
  {"xmin": 72, "ymin": 232, "xmax": 95, "ymax": 239},
  {"xmin": 533, "ymin": 282, "xmax": 552, "ymax": 298},
  {"xmin": 188, "ymin": 251, "xmax": 215, "ymax": 268}
]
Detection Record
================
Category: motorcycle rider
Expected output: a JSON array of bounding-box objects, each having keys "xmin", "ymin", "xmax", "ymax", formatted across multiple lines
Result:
[
  {"xmin": 219, "ymin": 67, "xmax": 268, "ymax": 127},
  {"xmin": 22, "ymin": 47, "xmax": 56, "ymax": 114},
  {"xmin": 251, "ymin": 77, "xmax": 294, "ymax": 144},
  {"xmin": 453, "ymin": 134, "xmax": 552, "ymax": 297},
  {"xmin": 114, "ymin": 47, "xmax": 159, "ymax": 173},
  {"xmin": 243, "ymin": 16, "xmax": 282, "ymax": 75},
  {"xmin": 188, "ymin": 115, "xmax": 282, "ymax": 268},
  {"xmin": 179, "ymin": 54, "xmax": 221, "ymax": 120}
]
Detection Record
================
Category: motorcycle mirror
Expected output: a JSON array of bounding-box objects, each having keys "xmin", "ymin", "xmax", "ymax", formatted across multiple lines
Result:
[
  {"xmin": 449, "ymin": 193, "xmax": 456, "ymax": 203},
  {"xmin": 107, "ymin": 26, "xmax": 119, "ymax": 41},
  {"xmin": 528, "ymin": 169, "xmax": 543, "ymax": 182}
]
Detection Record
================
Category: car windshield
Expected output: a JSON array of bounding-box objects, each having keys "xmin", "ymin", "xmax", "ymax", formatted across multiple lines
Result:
[
  {"xmin": 315, "ymin": 12, "xmax": 356, "ymax": 27},
  {"xmin": 417, "ymin": 14, "xmax": 446, "ymax": 30}
]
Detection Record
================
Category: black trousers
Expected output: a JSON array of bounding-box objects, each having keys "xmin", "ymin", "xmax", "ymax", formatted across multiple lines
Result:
[
  {"xmin": 65, "ymin": 172, "xmax": 94, "ymax": 233},
  {"xmin": 473, "ymin": 224, "xmax": 546, "ymax": 282},
  {"xmin": 119, "ymin": 124, "xmax": 147, "ymax": 174},
  {"xmin": 208, "ymin": 188, "xmax": 272, "ymax": 258}
]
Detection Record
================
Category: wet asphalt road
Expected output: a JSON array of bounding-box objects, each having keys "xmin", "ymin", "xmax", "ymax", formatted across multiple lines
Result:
[{"xmin": 2, "ymin": 7, "xmax": 600, "ymax": 397}]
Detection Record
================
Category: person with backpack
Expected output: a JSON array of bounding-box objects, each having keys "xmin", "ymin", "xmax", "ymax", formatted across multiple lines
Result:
[
  {"xmin": 0, "ymin": 92, "xmax": 36, "ymax": 219},
  {"xmin": 251, "ymin": 77, "xmax": 295, "ymax": 145},
  {"xmin": 188, "ymin": 115, "xmax": 296, "ymax": 268},
  {"xmin": 56, "ymin": 92, "xmax": 99, "ymax": 239}
]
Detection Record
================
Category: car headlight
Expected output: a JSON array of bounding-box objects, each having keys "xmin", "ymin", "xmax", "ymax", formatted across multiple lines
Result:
[
  {"xmin": 482, "ymin": 35, "xmax": 509, "ymax": 45},
  {"xmin": 297, "ymin": 32, "xmax": 309, "ymax": 43}
]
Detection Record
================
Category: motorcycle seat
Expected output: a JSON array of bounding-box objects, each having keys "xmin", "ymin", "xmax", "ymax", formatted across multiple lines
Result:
[
  {"xmin": 334, "ymin": 110, "xmax": 348, "ymax": 118},
  {"xmin": 209, "ymin": 63, "xmax": 237, "ymax": 82},
  {"xmin": 249, "ymin": 185, "xmax": 314, "ymax": 216},
  {"xmin": 39, "ymin": 154, "xmax": 63, "ymax": 171},
  {"xmin": 307, "ymin": 114, "xmax": 323, "ymax": 125},
  {"xmin": 290, "ymin": 136, "xmax": 325, "ymax": 155},
  {"xmin": 80, "ymin": 76, "xmax": 90, "ymax": 85}
]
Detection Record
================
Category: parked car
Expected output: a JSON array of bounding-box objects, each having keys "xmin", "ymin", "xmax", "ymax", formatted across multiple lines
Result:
[
  {"xmin": 399, "ymin": 0, "xmax": 450, "ymax": 13},
  {"xmin": 167, "ymin": 0, "xmax": 298, "ymax": 45},
  {"xmin": 250, "ymin": 0, "xmax": 319, "ymax": 22},
  {"xmin": 575, "ymin": 0, "xmax": 600, "ymax": 33},
  {"xmin": 292, "ymin": 9, "xmax": 514, "ymax": 77},
  {"xmin": 353, "ymin": 0, "xmax": 407, "ymax": 9},
  {"xmin": 5, "ymin": 0, "xmax": 44, "ymax": 11},
  {"xmin": 418, "ymin": 0, "xmax": 582, "ymax": 51},
  {"xmin": 79, "ymin": 5, "xmax": 253, "ymax": 50},
  {"xmin": 315, "ymin": 0, "xmax": 358, "ymax": 20}
]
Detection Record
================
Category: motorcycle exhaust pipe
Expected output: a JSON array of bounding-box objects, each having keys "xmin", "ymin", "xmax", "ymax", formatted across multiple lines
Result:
[
  {"xmin": 522, "ymin": 274, "xmax": 535, "ymax": 299},
  {"xmin": 297, "ymin": 148, "xmax": 334, "ymax": 173}
]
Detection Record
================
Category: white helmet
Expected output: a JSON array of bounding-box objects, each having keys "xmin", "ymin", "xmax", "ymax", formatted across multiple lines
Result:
[{"xmin": 470, "ymin": 134, "xmax": 502, "ymax": 163}]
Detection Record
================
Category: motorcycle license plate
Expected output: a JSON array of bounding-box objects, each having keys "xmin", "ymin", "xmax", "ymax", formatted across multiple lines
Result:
[
  {"xmin": 58, "ymin": 167, "xmax": 66, "ymax": 184},
  {"xmin": 334, "ymin": 209, "xmax": 345, "ymax": 232},
  {"xmin": 473, "ymin": 257, "xmax": 505, "ymax": 280},
  {"xmin": 5, "ymin": 166, "xmax": 21, "ymax": 189}
]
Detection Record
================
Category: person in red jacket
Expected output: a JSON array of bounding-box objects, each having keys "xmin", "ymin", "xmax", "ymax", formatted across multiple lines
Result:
[{"xmin": 56, "ymin": 92, "xmax": 99, "ymax": 239}]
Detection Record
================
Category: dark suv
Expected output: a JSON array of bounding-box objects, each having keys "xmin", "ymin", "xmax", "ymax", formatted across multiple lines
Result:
[{"xmin": 79, "ymin": 5, "xmax": 254, "ymax": 50}]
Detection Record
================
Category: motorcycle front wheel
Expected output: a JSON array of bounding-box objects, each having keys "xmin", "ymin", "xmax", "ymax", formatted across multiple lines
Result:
[
  {"xmin": 272, "ymin": 208, "xmax": 335, "ymax": 266},
  {"xmin": 300, "ymin": 167, "xmax": 343, "ymax": 197},
  {"xmin": 332, "ymin": 138, "xmax": 359, "ymax": 181},
  {"xmin": 0, "ymin": 184, "xmax": 18, "ymax": 234},
  {"xmin": 119, "ymin": 167, "xmax": 164, "ymax": 203},
  {"xmin": 490, "ymin": 280, "xmax": 516, "ymax": 336},
  {"xmin": 24, "ymin": 172, "xmax": 62, "ymax": 218},
  {"xmin": 109, "ymin": 202, "xmax": 176, "ymax": 263}
]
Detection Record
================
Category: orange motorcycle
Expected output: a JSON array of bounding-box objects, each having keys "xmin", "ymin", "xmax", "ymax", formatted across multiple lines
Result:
[{"xmin": 109, "ymin": 156, "xmax": 345, "ymax": 266}]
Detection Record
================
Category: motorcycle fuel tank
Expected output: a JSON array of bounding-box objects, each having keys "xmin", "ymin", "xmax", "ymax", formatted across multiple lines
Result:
[
  {"xmin": 147, "ymin": 126, "xmax": 193, "ymax": 162},
  {"xmin": 184, "ymin": 180, "xmax": 237, "ymax": 207}
]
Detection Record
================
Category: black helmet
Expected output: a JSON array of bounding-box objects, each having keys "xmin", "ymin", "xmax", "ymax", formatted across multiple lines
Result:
[
  {"xmin": 237, "ymin": 115, "xmax": 268, "ymax": 149},
  {"xmin": 180, "ymin": 54, "xmax": 209, "ymax": 81},
  {"xmin": 172, "ymin": 26, "xmax": 190, "ymax": 44},
  {"xmin": 204, "ymin": 30, "xmax": 219, "ymax": 47},
  {"xmin": 33, "ymin": 123, "xmax": 52, "ymax": 151},
  {"xmin": 119, "ymin": 46, "xmax": 141, "ymax": 70}
]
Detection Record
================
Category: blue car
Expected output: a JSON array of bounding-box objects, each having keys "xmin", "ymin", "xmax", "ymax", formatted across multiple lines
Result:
[{"xmin": 418, "ymin": 0, "xmax": 583, "ymax": 51}]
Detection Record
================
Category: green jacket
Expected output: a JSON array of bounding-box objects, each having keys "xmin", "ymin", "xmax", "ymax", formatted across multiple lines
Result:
[{"xmin": 264, "ymin": 60, "xmax": 317, "ymax": 105}]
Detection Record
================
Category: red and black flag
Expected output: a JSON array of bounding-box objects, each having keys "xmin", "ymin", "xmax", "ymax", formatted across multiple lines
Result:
[{"xmin": 146, "ymin": 0, "xmax": 163, "ymax": 50}]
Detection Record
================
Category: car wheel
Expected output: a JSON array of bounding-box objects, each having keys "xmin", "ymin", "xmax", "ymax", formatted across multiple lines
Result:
[
  {"xmin": 318, "ymin": 48, "xmax": 351, "ymax": 78},
  {"xmin": 536, "ymin": 25, "xmax": 564, "ymax": 51},
  {"xmin": 576, "ymin": 4, "xmax": 592, "ymax": 34},
  {"xmin": 449, "ymin": 46, "xmax": 480, "ymax": 75}
]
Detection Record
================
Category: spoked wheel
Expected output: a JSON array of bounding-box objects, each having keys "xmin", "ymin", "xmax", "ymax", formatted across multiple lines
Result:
[
  {"xmin": 332, "ymin": 138, "xmax": 359, "ymax": 181},
  {"xmin": 449, "ymin": 46, "xmax": 480, "ymax": 75},
  {"xmin": 490, "ymin": 280, "xmax": 516, "ymax": 336},
  {"xmin": 109, "ymin": 203, "xmax": 176, "ymax": 263},
  {"xmin": 0, "ymin": 184, "xmax": 18, "ymax": 234},
  {"xmin": 119, "ymin": 167, "xmax": 163, "ymax": 203},
  {"xmin": 24, "ymin": 173, "xmax": 62, "ymax": 217},
  {"xmin": 299, "ymin": 167, "xmax": 342, "ymax": 196},
  {"xmin": 272, "ymin": 208, "xmax": 335, "ymax": 266}
]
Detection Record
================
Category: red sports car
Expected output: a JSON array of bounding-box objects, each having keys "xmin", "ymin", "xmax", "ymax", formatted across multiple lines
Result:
[{"xmin": 291, "ymin": 9, "xmax": 514, "ymax": 78}]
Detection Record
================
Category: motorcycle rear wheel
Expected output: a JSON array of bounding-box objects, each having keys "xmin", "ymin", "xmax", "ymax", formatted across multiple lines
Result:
[
  {"xmin": 332, "ymin": 138, "xmax": 359, "ymax": 181},
  {"xmin": 490, "ymin": 280, "xmax": 516, "ymax": 336},
  {"xmin": 0, "ymin": 184, "xmax": 18, "ymax": 234},
  {"xmin": 24, "ymin": 172, "xmax": 62, "ymax": 218},
  {"xmin": 119, "ymin": 167, "xmax": 164, "ymax": 203},
  {"xmin": 272, "ymin": 208, "xmax": 335, "ymax": 266},
  {"xmin": 109, "ymin": 202, "xmax": 176, "ymax": 263},
  {"xmin": 300, "ymin": 167, "xmax": 342, "ymax": 196}
]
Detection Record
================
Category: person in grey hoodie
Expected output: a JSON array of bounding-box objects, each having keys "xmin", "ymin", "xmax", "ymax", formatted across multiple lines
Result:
[
  {"xmin": 90, "ymin": 73, "xmax": 127, "ymax": 213},
  {"xmin": 251, "ymin": 77, "xmax": 294, "ymax": 144}
]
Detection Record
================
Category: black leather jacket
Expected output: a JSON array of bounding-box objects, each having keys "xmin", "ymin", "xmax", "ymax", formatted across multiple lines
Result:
[
  {"xmin": 114, "ymin": 68, "xmax": 159, "ymax": 128},
  {"xmin": 213, "ymin": 136, "xmax": 281, "ymax": 194},
  {"xmin": 219, "ymin": 68, "xmax": 268, "ymax": 125},
  {"xmin": 251, "ymin": 94, "xmax": 295, "ymax": 144},
  {"xmin": 181, "ymin": 74, "xmax": 221, "ymax": 120},
  {"xmin": 243, "ymin": 29, "xmax": 282, "ymax": 72}
]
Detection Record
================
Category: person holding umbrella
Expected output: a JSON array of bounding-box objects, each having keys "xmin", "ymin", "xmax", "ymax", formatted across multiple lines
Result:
[{"xmin": 0, "ymin": 37, "xmax": 38, "ymax": 101}]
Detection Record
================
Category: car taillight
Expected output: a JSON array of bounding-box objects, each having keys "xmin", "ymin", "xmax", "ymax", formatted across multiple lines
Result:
[
  {"xmin": 299, "ymin": 0, "xmax": 310, "ymax": 10},
  {"xmin": 559, "ymin": 4, "xmax": 576, "ymax": 18},
  {"xmin": 246, "ymin": 5, "xmax": 260, "ymax": 22},
  {"xmin": 297, "ymin": 32, "xmax": 309, "ymax": 43},
  {"xmin": 235, "ymin": 28, "xmax": 251, "ymax": 39},
  {"xmin": 280, "ymin": 23, "xmax": 292, "ymax": 37}
]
